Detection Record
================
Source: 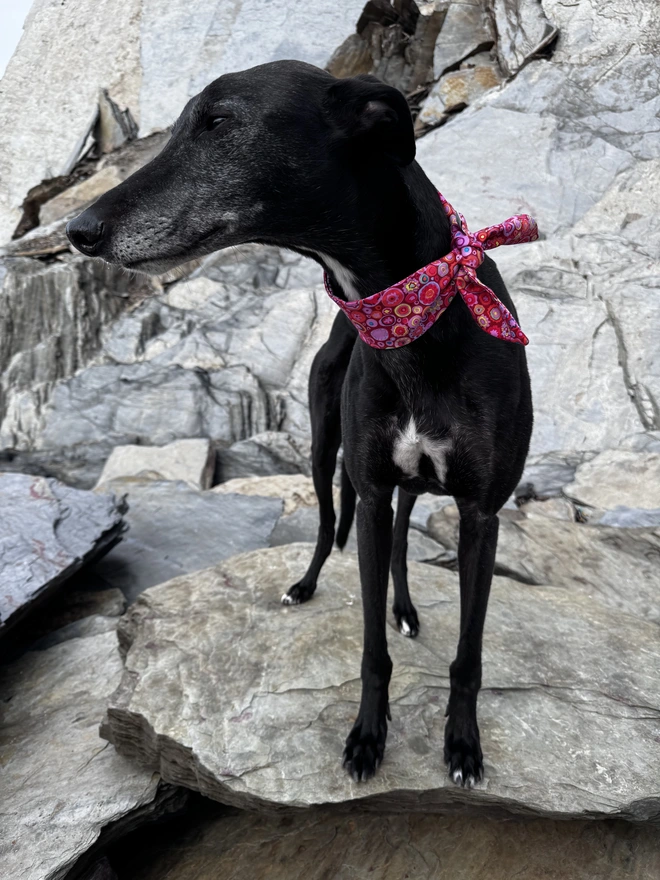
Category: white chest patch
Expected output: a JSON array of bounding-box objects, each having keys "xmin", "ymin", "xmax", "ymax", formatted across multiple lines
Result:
[{"xmin": 393, "ymin": 418, "xmax": 451, "ymax": 482}]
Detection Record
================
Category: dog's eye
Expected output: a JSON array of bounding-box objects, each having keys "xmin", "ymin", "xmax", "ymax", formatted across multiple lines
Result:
[{"xmin": 206, "ymin": 116, "xmax": 228, "ymax": 131}]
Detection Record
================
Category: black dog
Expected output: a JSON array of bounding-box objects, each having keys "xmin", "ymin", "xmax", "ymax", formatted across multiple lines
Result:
[{"xmin": 67, "ymin": 60, "xmax": 533, "ymax": 787}]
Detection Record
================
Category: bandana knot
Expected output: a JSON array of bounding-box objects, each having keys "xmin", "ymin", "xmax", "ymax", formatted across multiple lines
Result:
[{"xmin": 324, "ymin": 192, "xmax": 538, "ymax": 349}]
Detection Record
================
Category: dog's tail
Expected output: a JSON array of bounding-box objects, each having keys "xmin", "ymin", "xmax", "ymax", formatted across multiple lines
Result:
[{"xmin": 335, "ymin": 460, "xmax": 356, "ymax": 550}]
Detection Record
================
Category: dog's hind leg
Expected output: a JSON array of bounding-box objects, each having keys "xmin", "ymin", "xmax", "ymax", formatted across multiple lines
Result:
[
  {"xmin": 391, "ymin": 488, "xmax": 419, "ymax": 637},
  {"xmin": 282, "ymin": 313, "xmax": 355, "ymax": 605},
  {"xmin": 444, "ymin": 499, "xmax": 498, "ymax": 787}
]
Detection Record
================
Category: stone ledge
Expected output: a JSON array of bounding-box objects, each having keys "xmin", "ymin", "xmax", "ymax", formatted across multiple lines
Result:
[{"xmin": 102, "ymin": 544, "xmax": 660, "ymax": 822}]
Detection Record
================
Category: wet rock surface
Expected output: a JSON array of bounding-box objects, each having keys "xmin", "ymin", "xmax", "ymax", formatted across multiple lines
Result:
[
  {"xmin": 103, "ymin": 543, "xmax": 660, "ymax": 820},
  {"xmin": 0, "ymin": 473, "xmax": 125, "ymax": 637},
  {"xmin": 0, "ymin": 629, "xmax": 187, "ymax": 880}
]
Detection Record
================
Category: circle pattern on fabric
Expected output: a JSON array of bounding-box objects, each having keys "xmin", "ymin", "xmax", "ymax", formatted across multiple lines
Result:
[{"xmin": 324, "ymin": 192, "xmax": 538, "ymax": 349}]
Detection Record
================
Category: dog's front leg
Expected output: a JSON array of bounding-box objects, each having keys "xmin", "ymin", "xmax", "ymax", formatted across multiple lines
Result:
[
  {"xmin": 343, "ymin": 489, "xmax": 394, "ymax": 781},
  {"xmin": 445, "ymin": 500, "xmax": 499, "ymax": 787}
]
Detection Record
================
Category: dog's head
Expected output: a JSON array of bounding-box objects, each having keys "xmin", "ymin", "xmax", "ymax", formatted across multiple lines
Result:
[{"xmin": 66, "ymin": 61, "xmax": 416, "ymax": 274}]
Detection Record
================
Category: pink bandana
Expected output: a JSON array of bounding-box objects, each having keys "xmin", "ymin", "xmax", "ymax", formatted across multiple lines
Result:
[{"xmin": 324, "ymin": 192, "xmax": 538, "ymax": 349}]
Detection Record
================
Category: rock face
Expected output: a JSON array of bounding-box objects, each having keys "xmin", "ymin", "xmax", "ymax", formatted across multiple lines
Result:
[
  {"xmin": 0, "ymin": 473, "xmax": 125, "ymax": 637},
  {"xmin": 416, "ymin": 0, "xmax": 660, "ymax": 458},
  {"xmin": 82, "ymin": 478, "xmax": 283, "ymax": 604},
  {"xmin": 96, "ymin": 439, "xmax": 215, "ymax": 490},
  {"xmin": 0, "ymin": 629, "xmax": 186, "ymax": 880},
  {"xmin": 0, "ymin": 0, "xmax": 367, "ymax": 243},
  {"xmin": 104, "ymin": 544, "xmax": 660, "ymax": 821}
]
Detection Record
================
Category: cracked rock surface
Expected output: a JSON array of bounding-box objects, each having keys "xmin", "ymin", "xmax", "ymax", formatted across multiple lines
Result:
[
  {"xmin": 103, "ymin": 543, "xmax": 660, "ymax": 820},
  {"xmin": 0, "ymin": 473, "xmax": 125, "ymax": 638},
  {"xmin": 0, "ymin": 629, "xmax": 186, "ymax": 880}
]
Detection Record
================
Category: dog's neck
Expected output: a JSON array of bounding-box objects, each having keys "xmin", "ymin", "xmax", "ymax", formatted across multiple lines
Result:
[{"xmin": 308, "ymin": 163, "xmax": 453, "ymax": 302}]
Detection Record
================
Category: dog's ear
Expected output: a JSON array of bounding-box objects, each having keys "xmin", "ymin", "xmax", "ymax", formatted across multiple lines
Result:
[{"xmin": 326, "ymin": 75, "xmax": 416, "ymax": 166}]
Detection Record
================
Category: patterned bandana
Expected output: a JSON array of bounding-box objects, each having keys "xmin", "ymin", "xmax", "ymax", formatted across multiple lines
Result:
[{"xmin": 324, "ymin": 192, "xmax": 538, "ymax": 349}]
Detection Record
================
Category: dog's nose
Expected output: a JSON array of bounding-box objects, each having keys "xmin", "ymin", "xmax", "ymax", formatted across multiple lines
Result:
[{"xmin": 66, "ymin": 211, "xmax": 105, "ymax": 255}]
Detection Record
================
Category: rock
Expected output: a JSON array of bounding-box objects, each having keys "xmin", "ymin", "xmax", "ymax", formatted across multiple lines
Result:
[
  {"xmin": 428, "ymin": 504, "xmax": 660, "ymax": 623},
  {"xmin": 518, "ymin": 496, "xmax": 575, "ymax": 521},
  {"xmin": 96, "ymin": 439, "xmax": 215, "ymax": 490},
  {"xmin": 0, "ymin": 473, "xmax": 125, "ymax": 638},
  {"xmin": 564, "ymin": 450, "xmax": 660, "ymax": 512},
  {"xmin": 596, "ymin": 508, "xmax": 660, "ymax": 529},
  {"xmin": 432, "ymin": 0, "xmax": 494, "ymax": 77},
  {"xmin": 218, "ymin": 431, "xmax": 313, "ymax": 481},
  {"xmin": 95, "ymin": 89, "xmax": 138, "ymax": 155},
  {"xmin": 515, "ymin": 452, "xmax": 583, "ymax": 501},
  {"xmin": 0, "ymin": 629, "xmax": 188, "ymax": 880},
  {"xmin": 326, "ymin": 0, "xmax": 446, "ymax": 95},
  {"xmin": 0, "ymin": 256, "xmax": 160, "ymax": 454},
  {"xmin": 213, "ymin": 474, "xmax": 335, "ymax": 515},
  {"xmin": 416, "ymin": 51, "xmax": 504, "ymax": 132},
  {"xmin": 116, "ymin": 805, "xmax": 660, "ymax": 880},
  {"xmin": 82, "ymin": 478, "xmax": 282, "ymax": 604},
  {"xmin": 490, "ymin": 0, "xmax": 558, "ymax": 77},
  {"xmin": 1, "ymin": 245, "xmax": 329, "ymax": 487},
  {"xmin": 39, "ymin": 166, "xmax": 123, "ymax": 226},
  {"xmin": 103, "ymin": 544, "xmax": 660, "ymax": 820}
]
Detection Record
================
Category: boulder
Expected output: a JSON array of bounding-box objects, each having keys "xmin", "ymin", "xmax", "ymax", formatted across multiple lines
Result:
[
  {"xmin": 0, "ymin": 473, "xmax": 125, "ymax": 637},
  {"xmin": 0, "ymin": 629, "xmax": 187, "ymax": 880},
  {"xmin": 103, "ymin": 544, "xmax": 660, "ymax": 820},
  {"xmin": 96, "ymin": 439, "xmax": 215, "ymax": 490},
  {"xmin": 213, "ymin": 473, "xmax": 336, "ymax": 515},
  {"xmin": 82, "ymin": 478, "xmax": 282, "ymax": 604},
  {"xmin": 490, "ymin": 0, "xmax": 558, "ymax": 77},
  {"xmin": 428, "ymin": 503, "xmax": 660, "ymax": 623},
  {"xmin": 564, "ymin": 450, "xmax": 660, "ymax": 512}
]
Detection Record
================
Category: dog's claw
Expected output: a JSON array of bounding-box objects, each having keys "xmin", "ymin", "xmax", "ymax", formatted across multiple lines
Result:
[
  {"xmin": 393, "ymin": 605, "xmax": 420, "ymax": 638},
  {"xmin": 343, "ymin": 716, "xmax": 387, "ymax": 783},
  {"xmin": 281, "ymin": 581, "xmax": 315, "ymax": 605}
]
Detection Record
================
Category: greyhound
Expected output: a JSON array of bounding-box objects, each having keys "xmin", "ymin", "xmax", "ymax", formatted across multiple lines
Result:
[{"xmin": 67, "ymin": 60, "xmax": 534, "ymax": 787}]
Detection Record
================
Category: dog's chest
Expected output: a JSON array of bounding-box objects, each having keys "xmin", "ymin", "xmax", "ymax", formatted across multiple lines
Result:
[{"xmin": 392, "ymin": 418, "xmax": 450, "ymax": 482}]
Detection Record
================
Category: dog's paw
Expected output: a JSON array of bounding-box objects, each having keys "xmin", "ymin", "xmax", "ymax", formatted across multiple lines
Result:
[
  {"xmin": 444, "ymin": 718, "xmax": 483, "ymax": 789},
  {"xmin": 393, "ymin": 604, "xmax": 419, "ymax": 638},
  {"xmin": 342, "ymin": 716, "xmax": 387, "ymax": 782},
  {"xmin": 281, "ymin": 581, "xmax": 315, "ymax": 605}
]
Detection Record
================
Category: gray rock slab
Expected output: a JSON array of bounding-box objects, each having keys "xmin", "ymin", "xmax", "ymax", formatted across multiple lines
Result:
[
  {"xmin": 432, "ymin": 0, "xmax": 494, "ymax": 77},
  {"xmin": 428, "ymin": 504, "xmax": 660, "ymax": 623},
  {"xmin": 0, "ymin": 473, "xmax": 125, "ymax": 637},
  {"xmin": 0, "ymin": 629, "xmax": 186, "ymax": 880},
  {"xmin": 564, "ymin": 450, "xmax": 660, "ymax": 512},
  {"xmin": 596, "ymin": 508, "xmax": 660, "ymax": 529},
  {"xmin": 490, "ymin": 0, "xmax": 558, "ymax": 77},
  {"xmin": 115, "ymin": 806, "xmax": 660, "ymax": 880},
  {"xmin": 96, "ymin": 439, "xmax": 215, "ymax": 491},
  {"xmin": 103, "ymin": 544, "xmax": 660, "ymax": 820},
  {"xmin": 84, "ymin": 479, "xmax": 282, "ymax": 604},
  {"xmin": 218, "ymin": 431, "xmax": 312, "ymax": 481}
]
